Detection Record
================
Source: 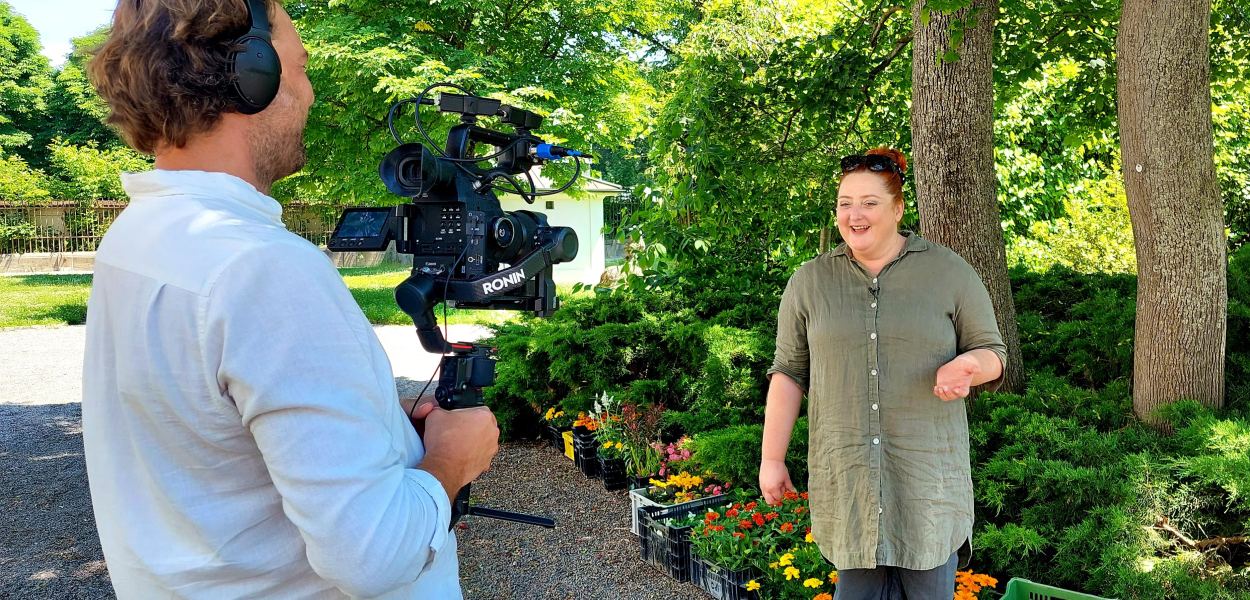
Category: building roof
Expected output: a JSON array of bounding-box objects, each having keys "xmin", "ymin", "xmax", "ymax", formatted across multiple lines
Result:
[{"xmin": 528, "ymin": 167, "xmax": 625, "ymax": 193}]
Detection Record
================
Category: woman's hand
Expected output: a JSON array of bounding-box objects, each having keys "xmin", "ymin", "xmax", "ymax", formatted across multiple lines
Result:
[
  {"xmin": 933, "ymin": 354, "xmax": 981, "ymax": 401},
  {"xmin": 759, "ymin": 458, "xmax": 796, "ymax": 506}
]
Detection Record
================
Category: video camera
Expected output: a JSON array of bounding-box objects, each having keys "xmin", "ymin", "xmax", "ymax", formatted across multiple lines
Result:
[{"xmin": 327, "ymin": 84, "xmax": 590, "ymax": 529}]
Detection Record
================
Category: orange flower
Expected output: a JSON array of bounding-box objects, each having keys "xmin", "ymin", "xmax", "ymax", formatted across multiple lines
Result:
[
  {"xmin": 753, "ymin": 513, "xmax": 766, "ymax": 526},
  {"xmin": 781, "ymin": 522, "xmax": 795, "ymax": 533},
  {"xmin": 814, "ymin": 594, "xmax": 832, "ymax": 600}
]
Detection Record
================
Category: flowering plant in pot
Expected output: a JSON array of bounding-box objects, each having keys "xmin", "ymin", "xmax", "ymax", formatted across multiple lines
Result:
[{"xmin": 618, "ymin": 402, "xmax": 664, "ymax": 482}]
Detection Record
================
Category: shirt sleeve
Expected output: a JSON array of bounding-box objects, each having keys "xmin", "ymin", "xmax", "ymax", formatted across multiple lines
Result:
[
  {"xmin": 200, "ymin": 240, "xmax": 451, "ymax": 598},
  {"xmin": 767, "ymin": 270, "xmax": 811, "ymax": 391},
  {"xmin": 952, "ymin": 261, "xmax": 1008, "ymax": 392}
]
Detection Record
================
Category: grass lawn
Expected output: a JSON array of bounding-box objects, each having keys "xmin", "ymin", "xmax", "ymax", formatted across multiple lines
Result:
[{"xmin": 0, "ymin": 263, "xmax": 519, "ymax": 330}]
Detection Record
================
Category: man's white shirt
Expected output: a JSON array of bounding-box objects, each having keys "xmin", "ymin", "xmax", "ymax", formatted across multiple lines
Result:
[{"xmin": 82, "ymin": 169, "xmax": 460, "ymax": 598}]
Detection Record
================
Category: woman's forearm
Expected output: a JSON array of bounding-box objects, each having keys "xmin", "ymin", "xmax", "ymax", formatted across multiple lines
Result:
[
  {"xmin": 958, "ymin": 349, "xmax": 1003, "ymax": 386},
  {"xmin": 761, "ymin": 373, "xmax": 804, "ymax": 462}
]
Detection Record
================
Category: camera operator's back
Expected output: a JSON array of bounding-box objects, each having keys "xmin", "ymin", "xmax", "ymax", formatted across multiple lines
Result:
[{"xmin": 81, "ymin": 169, "xmax": 461, "ymax": 598}]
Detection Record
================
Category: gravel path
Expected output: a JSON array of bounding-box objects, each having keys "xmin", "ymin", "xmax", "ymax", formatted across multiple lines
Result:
[{"xmin": 0, "ymin": 325, "xmax": 709, "ymax": 598}]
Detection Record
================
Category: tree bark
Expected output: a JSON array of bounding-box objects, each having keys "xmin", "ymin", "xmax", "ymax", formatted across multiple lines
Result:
[
  {"xmin": 910, "ymin": 0, "xmax": 1024, "ymax": 393},
  {"xmin": 1117, "ymin": 0, "xmax": 1226, "ymax": 425}
]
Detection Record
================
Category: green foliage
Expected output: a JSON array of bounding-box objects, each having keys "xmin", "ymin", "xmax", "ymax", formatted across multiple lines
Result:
[
  {"xmin": 1007, "ymin": 166, "xmax": 1136, "ymax": 274},
  {"xmin": 1227, "ymin": 245, "xmax": 1250, "ymax": 411},
  {"xmin": 43, "ymin": 140, "xmax": 150, "ymax": 200},
  {"xmin": 0, "ymin": 151, "xmax": 48, "ymax": 202},
  {"xmin": 0, "ymin": 1, "xmax": 52, "ymax": 161},
  {"xmin": 1011, "ymin": 265, "xmax": 1137, "ymax": 387},
  {"xmin": 969, "ymin": 378, "xmax": 1250, "ymax": 597},
  {"xmin": 684, "ymin": 418, "xmax": 808, "ymax": 491},
  {"xmin": 631, "ymin": 0, "xmax": 912, "ymax": 285},
  {"xmin": 484, "ymin": 281, "xmax": 780, "ymax": 442},
  {"xmin": 41, "ymin": 27, "xmax": 120, "ymax": 150},
  {"xmin": 279, "ymin": 0, "xmax": 686, "ymax": 204}
]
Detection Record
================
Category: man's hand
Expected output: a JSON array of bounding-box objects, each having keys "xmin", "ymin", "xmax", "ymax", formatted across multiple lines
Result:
[
  {"xmin": 934, "ymin": 354, "xmax": 981, "ymax": 401},
  {"xmin": 759, "ymin": 458, "xmax": 796, "ymax": 506},
  {"xmin": 412, "ymin": 404, "xmax": 500, "ymax": 502},
  {"xmin": 400, "ymin": 393, "xmax": 437, "ymax": 437}
]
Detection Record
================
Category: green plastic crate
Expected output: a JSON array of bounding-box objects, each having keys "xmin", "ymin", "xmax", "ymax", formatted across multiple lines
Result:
[{"xmin": 1002, "ymin": 578, "xmax": 1113, "ymax": 600}]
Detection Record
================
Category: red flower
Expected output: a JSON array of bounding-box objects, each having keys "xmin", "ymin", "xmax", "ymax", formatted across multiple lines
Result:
[
  {"xmin": 800, "ymin": 491, "xmax": 810, "ymax": 500},
  {"xmin": 783, "ymin": 491, "xmax": 799, "ymax": 501},
  {"xmin": 745, "ymin": 502, "xmax": 758, "ymax": 511},
  {"xmin": 764, "ymin": 512, "xmax": 779, "ymax": 522},
  {"xmin": 733, "ymin": 532, "xmax": 745, "ymax": 539},
  {"xmin": 739, "ymin": 519, "xmax": 753, "ymax": 530},
  {"xmin": 710, "ymin": 525, "xmax": 725, "ymax": 532},
  {"xmin": 726, "ymin": 508, "xmax": 740, "ymax": 518},
  {"xmin": 706, "ymin": 511, "xmax": 720, "ymax": 522},
  {"xmin": 781, "ymin": 522, "xmax": 795, "ymax": 533},
  {"xmin": 753, "ymin": 513, "xmax": 766, "ymax": 527},
  {"xmin": 796, "ymin": 507, "xmax": 808, "ymax": 515}
]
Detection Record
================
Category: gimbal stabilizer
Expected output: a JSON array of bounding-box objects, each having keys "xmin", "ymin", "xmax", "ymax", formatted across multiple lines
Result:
[{"xmin": 329, "ymin": 84, "xmax": 589, "ymax": 529}]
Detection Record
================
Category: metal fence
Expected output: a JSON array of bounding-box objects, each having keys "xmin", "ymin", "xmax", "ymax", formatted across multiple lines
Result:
[
  {"xmin": 0, "ymin": 201, "xmax": 340, "ymax": 255},
  {"xmin": 603, "ymin": 192, "xmax": 639, "ymax": 262},
  {"xmin": 0, "ymin": 202, "xmax": 127, "ymax": 255}
]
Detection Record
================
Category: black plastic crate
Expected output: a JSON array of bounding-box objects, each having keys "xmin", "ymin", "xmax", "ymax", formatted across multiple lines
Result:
[
  {"xmin": 690, "ymin": 555, "xmax": 759, "ymax": 600},
  {"xmin": 572, "ymin": 426, "xmax": 597, "ymax": 446},
  {"xmin": 574, "ymin": 442, "xmax": 600, "ymax": 478},
  {"xmin": 638, "ymin": 494, "xmax": 729, "ymax": 582},
  {"xmin": 599, "ymin": 456, "xmax": 628, "ymax": 491},
  {"xmin": 544, "ymin": 424, "xmax": 563, "ymax": 449}
]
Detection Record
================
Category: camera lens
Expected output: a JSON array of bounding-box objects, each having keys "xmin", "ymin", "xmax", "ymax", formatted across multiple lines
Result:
[{"xmin": 494, "ymin": 218, "xmax": 515, "ymax": 246}]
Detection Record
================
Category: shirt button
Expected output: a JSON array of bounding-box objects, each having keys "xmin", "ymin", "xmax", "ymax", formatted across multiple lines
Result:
[
  {"xmin": 871, "ymin": 403, "xmax": 879, "ymax": 411},
  {"xmin": 870, "ymin": 369, "xmax": 878, "ymax": 376},
  {"xmin": 871, "ymin": 302, "xmax": 877, "ymax": 309},
  {"xmin": 872, "ymin": 437, "xmax": 880, "ymax": 445},
  {"xmin": 879, "ymin": 507, "xmax": 884, "ymax": 514},
  {"xmin": 872, "ymin": 278, "xmax": 878, "ymax": 284},
  {"xmin": 870, "ymin": 333, "xmax": 877, "ymax": 340}
]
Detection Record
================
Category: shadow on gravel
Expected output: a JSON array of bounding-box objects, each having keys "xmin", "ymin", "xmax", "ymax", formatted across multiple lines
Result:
[{"xmin": 0, "ymin": 403, "xmax": 113, "ymax": 599}]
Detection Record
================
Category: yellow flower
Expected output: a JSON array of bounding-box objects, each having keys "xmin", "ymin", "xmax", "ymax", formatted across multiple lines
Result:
[
  {"xmin": 649, "ymin": 478, "xmax": 668, "ymax": 488},
  {"xmin": 828, "ymin": 570, "xmax": 839, "ymax": 584},
  {"xmin": 615, "ymin": 442, "xmax": 624, "ymax": 450},
  {"xmin": 769, "ymin": 562, "xmax": 779, "ymax": 570},
  {"xmin": 803, "ymin": 578, "xmax": 822, "ymax": 589},
  {"xmin": 603, "ymin": 441, "xmax": 613, "ymax": 449},
  {"xmin": 778, "ymin": 552, "xmax": 795, "ymax": 566},
  {"xmin": 784, "ymin": 566, "xmax": 800, "ymax": 581},
  {"xmin": 745, "ymin": 580, "xmax": 761, "ymax": 592},
  {"xmin": 805, "ymin": 532, "xmax": 814, "ymax": 543}
]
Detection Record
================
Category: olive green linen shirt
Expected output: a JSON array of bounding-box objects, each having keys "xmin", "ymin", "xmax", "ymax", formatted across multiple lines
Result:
[{"xmin": 769, "ymin": 232, "xmax": 1007, "ymax": 571}]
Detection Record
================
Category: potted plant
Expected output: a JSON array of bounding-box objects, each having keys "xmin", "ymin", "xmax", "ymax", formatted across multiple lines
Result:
[
  {"xmin": 628, "ymin": 436, "xmax": 731, "ymax": 535},
  {"xmin": 541, "ymin": 406, "xmax": 572, "ymax": 449},
  {"xmin": 618, "ymin": 401, "xmax": 664, "ymax": 487},
  {"xmin": 571, "ymin": 411, "xmax": 601, "ymax": 478}
]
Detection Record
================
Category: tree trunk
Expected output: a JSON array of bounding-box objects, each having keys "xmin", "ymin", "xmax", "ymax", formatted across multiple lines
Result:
[
  {"xmin": 1117, "ymin": 0, "xmax": 1226, "ymax": 425},
  {"xmin": 910, "ymin": 0, "xmax": 1024, "ymax": 393}
]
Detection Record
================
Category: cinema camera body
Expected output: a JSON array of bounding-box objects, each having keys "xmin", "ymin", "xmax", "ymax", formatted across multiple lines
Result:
[{"xmin": 328, "ymin": 87, "xmax": 587, "ymax": 528}]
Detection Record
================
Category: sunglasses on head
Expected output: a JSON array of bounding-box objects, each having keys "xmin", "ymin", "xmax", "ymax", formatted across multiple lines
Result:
[{"xmin": 840, "ymin": 154, "xmax": 903, "ymax": 181}]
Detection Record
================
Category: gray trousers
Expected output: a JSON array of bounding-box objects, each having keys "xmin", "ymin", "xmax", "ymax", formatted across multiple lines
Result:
[{"xmin": 832, "ymin": 552, "xmax": 959, "ymax": 600}]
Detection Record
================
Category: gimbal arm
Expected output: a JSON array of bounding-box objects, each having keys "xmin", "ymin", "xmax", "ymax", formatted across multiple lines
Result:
[{"xmin": 393, "ymin": 230, "xmax": 576, "ymax": 354}]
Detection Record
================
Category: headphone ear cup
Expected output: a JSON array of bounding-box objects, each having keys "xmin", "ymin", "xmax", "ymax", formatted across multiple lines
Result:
[{"xmin": 229, "ymin": 35, "xmax": 281, "ymax": 115}]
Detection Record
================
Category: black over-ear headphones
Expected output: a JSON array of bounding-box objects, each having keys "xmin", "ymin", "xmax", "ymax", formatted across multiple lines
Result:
[{"xmin": 227, "ymin": 0, "xmax": 282, "ymax": 114}]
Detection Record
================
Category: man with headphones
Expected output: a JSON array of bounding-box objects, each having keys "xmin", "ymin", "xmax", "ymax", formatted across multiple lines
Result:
[{"xmin": 82, "ymin": 1, "xmax": 497, "ymax": 597}]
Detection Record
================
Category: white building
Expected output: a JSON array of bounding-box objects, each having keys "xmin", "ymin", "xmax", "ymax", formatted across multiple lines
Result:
[{"xmin": 497, "ymin": 170, "xmax": 624, "ymax": 285}]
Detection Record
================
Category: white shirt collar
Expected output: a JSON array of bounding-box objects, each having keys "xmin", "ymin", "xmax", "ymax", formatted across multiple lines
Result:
[{"xmin": 121, "ymin": 169, "xmax": 284, "ymax": 226}]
